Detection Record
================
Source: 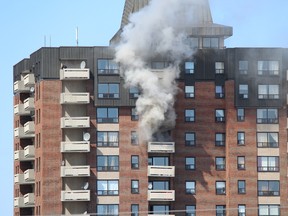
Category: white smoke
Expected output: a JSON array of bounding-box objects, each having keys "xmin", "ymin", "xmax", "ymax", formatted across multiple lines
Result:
[{"xmin": 115, "ymin": 0, "xmax": 205, "ymax": 141}]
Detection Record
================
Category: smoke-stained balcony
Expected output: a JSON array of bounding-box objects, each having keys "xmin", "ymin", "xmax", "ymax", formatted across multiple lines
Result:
[
  {"xmin": 61, "ymin": 166, "xmax": 90, "ymax": 177},
  {"xmin": 61, "ymin": 190, "xmax": 90, "ymax": 201},
  {"xmin": 60, "ymin": 68, "xmax": 90, "ymax": 80},
  {"xmin": 23, "ymin": 74, "xmax": 35, "ymax": 87},
  {"xmin": 148, "ymin": 166, "xmax": 175, "ymax": 177},
  {"xmin": 14, "ymin": 104, "xmax": 30, "ymax": 116},
  {"xmin": 148, "ymin": 190, "xmax": 175, "ymax": 201},
  {"xmin": 14, "ymin": 169, "xmax": 35, "ymax": 184},
  {"xmin": 24, "ymin": 121, "xmax": 35, "ymax": 134},
  {"xmin": 14, "ymin": 145, "xmax": 35, "ymax": 161},
  {"xmin": 60, "ymin": 93, "xmax": 90, "ymax": 104},
  {"xmin": 14, "ymin": 80, "xmax": 30, "ymax": 94},
  {"xmin": 14, "ymin": 127, "xmax": 35, "ymax": 139},
  {"xmin": 24, "ymin": 97, "xmax": 35, "ymax": 111},
  {"xmin": 61, "ymin": 141, "xmax": 90, "ymax": 153},
  {"xmin": 148, "ymin": 142, "xmax": 175, "ymax": 153},
  {"xmin": 61, "ymin": 117, "xmax": 90, "ymax": 128}
]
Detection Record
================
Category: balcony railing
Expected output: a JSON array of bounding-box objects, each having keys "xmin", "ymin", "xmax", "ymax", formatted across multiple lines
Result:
[
  {"xmin": 24, "ymin": 121, "xmax": 35, "ymax": 134},
  {"xmin": 14, "ymin": 146, "xmax": 35, "ymax": 161},
  {"xmin": 23, "ymin": 74, "xmax": 35, "ymax": 87},
  {"xmin": 61, "ymin": 141, "xmax": 90, "ymax": 153},
  {"xmin": 14, "ymin": 127, "xmax": 35, "ymax": 139},
  {"xmin": 60, "ymin": 68, "xmax": 90, "ymax": 80},
  {"xmin": 148, "ymin": 142, "xmax": 175, "ymax": 153},
  {"xmin": 148, "ymin": 166, "xmax": 175, "ymax": 177},
  {"xmin": 61, "ymin": 190, "xmax": 90, "ymax": 201},
  {"xmin": 61, "ymin": 166, "xmax": 90, "ymax": 177},
  {"xmin": 60, "ymin": 93, "xmax": 90, "ymax": 104},
  {"xmin": 61, "ymin": 117, "xmax": 90, "ymax": 128},
  {"xmin": 14, "ymin": 80, "xmax": 30, "ymax": 93},
  {"xmin": 14, "ymin": 169, "xmax": 35, "ymax": 184},
  {"xmin": 14, "ymin": 196, "xmax": 34, "ymax": 208},
  {"xmin": 147, "ymin": 190, "xmax": 175, "ymax": 201},
  {"xmin": 14, "ymin": 104, "xmax": 30, "ymax": 116},
  {"xmin": 24, "ymin": 193, "xmax": 34, "ymax": 206},
  {"xmin": 24, "ymin": 97, "xmax": 35, "ymax": 111}
]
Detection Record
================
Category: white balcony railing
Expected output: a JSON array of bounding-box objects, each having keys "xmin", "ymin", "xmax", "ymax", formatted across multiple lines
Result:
[
  {"xmin": 24, "ymin": 193, "xmax": 34, "ymax": 205},
  {"xmin": 61, "ymin": 190, "xmax": 90, "ymax": 201},
  {"xmin": 14, "ymin": 127, "xmax": 35, "ymax": 139},
  {"xmin": 61, "ymin": 117, "xmax": 90, "ymax": 128},
  {"xmin": 24, "ymin": 97, "xmax": 35, "ymax": 111},
  {"xmin": 14, "ymin": 104, "xmax": 30, "ymax": 116},
  {"xmin": 148, "ymin": 142, "xmax": 175, "ymax": 153},
  {"xmin": 148, "ymin": 190, "xmax": 175, "ymax": 201},
  {"xmin": 148, "ymin": 166, "xmax": 175, "ymax": 177},
  {"xmin": 61, "ymin": 166, "xmax": 90, "ymax": 177},
  {"xmin": 24, "ymin": 121, "xmax": 35, "ymax": 134},
  {"xmin": 61, "ymin": 141, "xmax": 90, "ymax": 153},
  {"xmin": 60, "ymin": 93, "xmax": 90, "ymax": 104},
  {"xmin": 15, "ymin": 145, "xmax": 35, "ymax": 161},
  {"xmin": 23, "ymin": 74, "xmax": 35, "ymax": 87},
  {"xmin": 14, "ymin": 197, "xmax": 34, "ymax": 208},
  {"xmin": 14, "ymin": 80, "xmax": 30, "ymax": 93},
  {"xmin": 60, "ymin": 68, "xmax": 90, "ymax": 80},
  {"xmin": 24, "ymin": 169, "xmax": 35, "ymax": 182},
  {"xmin": 14, "ymin": 169, "xmax": 35, "ymax": 184}
]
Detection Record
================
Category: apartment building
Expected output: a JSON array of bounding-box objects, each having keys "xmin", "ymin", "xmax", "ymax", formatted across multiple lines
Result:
[{"xmin": 13, "ymin": 0, "xmax": 288, "ymax": 215}]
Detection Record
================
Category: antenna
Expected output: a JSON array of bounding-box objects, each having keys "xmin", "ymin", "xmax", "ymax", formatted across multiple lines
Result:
[
  {"xmin": 44, "ymin": 35, "xmax": 46, "ymax": 47},
  {"xmin": 83, "ymin": 132, "xmax": 90, "ymax": 141},
  {"xmin": 76, "ymin": 27, "xmax": 79, "ymax": 46}
]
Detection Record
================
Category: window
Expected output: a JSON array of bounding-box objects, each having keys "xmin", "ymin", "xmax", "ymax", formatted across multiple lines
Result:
[
  {"xmin": 98, "ymin": 59, "xmax": 119, "ymax": 74},
  {"xmin": 151, "ymin": 61, "xmax": 170, "ymax": 69},
  {"xmin": 149, "ymin": 181, "xmax": 169, "ymax": 190},
  {"xmin": 215, "ymin": 85, "xmax": 225, "ymax": 98},
  {"xmin": 237, "ymin": 108, "xmax": 245, "ymax": 121},
  {"xmin": 186, "ymin": 205, "xmax": 196, "ymax": 216},
  {"xmin": 186, "ymin": 181, "xmax": 196, "ymax": 194},
  {"xmin": 239, "ymin": 84, "xmax": 248, "ymax": 99},
  {"xmin": 238, "ymin": 205, "xmax": 246, "ymax": 216},
  {"xmin": 131, "ymin": 131, "xmax": 139, "ymax": 145},
  {"xmin": 258, "ymin": 85, "xmax": 279, "ymax": 99},
  {"xmin": 131, "ymin": 180, "xmax": 139, "ymax": 194},
  {"xmin": 185, "ymin": 86, "xmax": 195, "ymax": 98},
  {"xmin": 215, "ymin": 157, "xmax": 225, "ymax": 171},
  {"xmin": 216, "ymin": 181, "xmax": 226, "ymax": 195},
  {"xmin": 148, "ymin": 157, "xmax": 169, "ymax": 166},
  {"xmin": 97, "ymin": 204, "xmax": 119, "ymax": 216},
  {"xmin": 237, "ymin": 156, "xmax": 245, "ymax": 170},
  {"xmin": 185, "ymin": 61, "xmax": 195, "ymax": 74},
  {"xmin": 216, "ymin": 205, "xmax": 226, "ymax": 216},
  {"xmin": 185, "ymin": 109, "xmax": 195, "ymax": 122},
  {"xmin": 131, "ymin": 204, "xmax": 139, "ymax": 216},
  {"xmin": 97, "ymin": 156, "xmax": 119, "ymax": 171},
  {"xmin": 129, "ymin": 86, "xmax": 139, "ymax": 98},
  {"xmin": 258, "ymin": 180, "xmax": 280, "ymax": 196},
  {"xmin": 257, "ymin": 132, "xmax": 278, "ymax": 148},
  {"xmin": 239, "ymin": 61, "xmax": 248, "ymax": 74},
  {"xmin": 97, "ymin": 108, "xmax": 119, "ymax": 123},
  {"xmin": 258, "ymin": 205, "xmax": 280, "ymax": 216},
  {"xmin": 131, "ymin": 156, "xmax": 139, "ymax": 169},
  {"xmin": 150, "ymin": 205, "xmax": 170, "ymax": 215},
  {"xmin": 215, "ymin": 109, "xmax": 225, "ymax": 122},
  {"xmin": 257, "ymin": 157, "xmax": 279, "ymax": 172},
  {"xmin": 98, "ymin": 83, "xmax": 119, "ymax": 98},
  {"xmin": 185, "ymin": 37, "xmax": 199, "ymax": 49},
  {"xmin": 203, "ymin": 37, "xmax": 219, "ymax": 48},
  {"xmin": 237, "ymin": 132, "xmax": 245, "ymax": 145},
  {"xmin": 258, "ymin": 61, "xmax": 279, "ymax": 75},
  {"xmin": 185, "ymin": 132, "xmax": 196, "ymax": 146},
  {"xmin": 215, "ymin": 133, "xmax": 225, "ymax": 146},
  {"xmin": 131, "ymin": 108, "xmax": 139, "ymax": 121},
  {"xmin": 238, "ymin": 180, "xmax": 246, "ymax": 194},
  {"xmin": 97, "ymin": 131, "xmax": 119, "ymax": 147},
  {"xmin": 257, "ymin": 109, "xmax": 278, "ymax": 124},
  {"xmin": 97, "ymin": 180, "xmax": 119, "ymax": 195},
  {"xmin": 215, "ymin": 62, "xmax": 224, "ymax": 74},
  {"xmin": 185, "ymin": 157, "xmax": 196, "ymax": 170}
]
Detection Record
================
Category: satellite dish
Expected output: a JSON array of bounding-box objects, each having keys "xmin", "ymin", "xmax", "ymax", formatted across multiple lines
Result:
[
  {"xmin": 61, "ymin": 160, "xmax": 65, "ymax": 166},
  {"xmin": 83, "ymin": 211, "xmax": 88, "ymax": 215},
  {"xmin": 148, "ymin": 183, "xmax": 153, "ymax": 190},
  {"xmin": 80, "ymin": 61, "xmax": 86, "ymax": 69},
  {"xmin": 83, "ymin": 182, "xmax": 89, "ymax": 190},
  {"xmin": 30, "ymin": 87, "xmax": 35, "ymax": 93},
  {"xmin": 83, "ymin": 132, "xmax": 90, "ymax": 141}
]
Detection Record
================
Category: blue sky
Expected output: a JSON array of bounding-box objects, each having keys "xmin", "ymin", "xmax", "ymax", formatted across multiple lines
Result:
[{"xmin": 1, "ymin": 0, "xmax": 288, "ymax": 215}]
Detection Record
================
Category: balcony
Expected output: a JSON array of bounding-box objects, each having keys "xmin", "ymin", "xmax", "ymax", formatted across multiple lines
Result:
[
  {"xmin": 14, "ymin": 104, "xmax": 30, "ymax": 116},
  {"xmin": 24, "ymin": 97, "xmax": 35, "ymax": 111},
  {"xmin": 60, "ymin": 68, "xmax": 90, "ymax": 80},
  {"xmin": 24, "ymin": 121, "xmax": 35, "ymax": 134},
  {"xmin": 61, "ymin": 166, "xmax": 90, "ymax": 177},
  {"xmin": 14, "ymin": 127, "xmax": 35, "ymax": 139},
  {"xmin": 14, "ymin": 146, "xmax": 35, "ymax": 161},
  {"xmin": 148, "ymin": 142, "xmax": 175, "ymax": 153},
  {"xmin": 60, "ymin": 93, "xmax": 90, "ymax": 104},
  {"xmin": 61, "ymin": 190, "xmax": 90, "ymax": 201},
  {"xmin": 61, "ymin": 141, "xmax": 90, "ymax": 153},
  {"xmin": 14, "ymin": 196, "xmax": 34, "ymax": 208},
  {"xmin": 148, "ymin": 166, "xmax": 175, "ymax": 177},
  {"xmin": 148, "ymin": 190, "xmax": 175, "ymax": 201},
  {"xmin": 14, "ymin": 169, "xmax": 35, "ymax": 184},
  {"xmin": 14, "ymin": 80, "xmax": 30, "ymax": 93},
  {"xmin": 61, "ymin": 117, "xmax": 90, "ymax": 128},
  {"xmin": 24, "ymin": 193, "xmax": 34, "ymax": 206},
  {"xmin": 23, "ymin": 74, "xmax": 35, "ymax": 87}
]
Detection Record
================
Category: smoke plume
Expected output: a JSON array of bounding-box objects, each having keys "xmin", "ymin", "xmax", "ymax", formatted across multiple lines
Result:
[{"xmin": 115, "ymin": 0, "xmax": 205, "ymax": 141}]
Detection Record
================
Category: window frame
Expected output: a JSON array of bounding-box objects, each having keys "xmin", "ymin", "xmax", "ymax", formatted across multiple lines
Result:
[
  {"xmin": 237, "ymin": 156, "xmax": 245, "ymax": 170},
  {"xmin": 237, "ymin": 132, "xmax": 245, "ymax": 145},
  {"xmin": 239, "ymin": 61, "xmax": 248, "ymax": 75},
  {"xmin": 185, "ymin": 61, "xmax": 195, "ymax": 74},
  {"xmin": 257, "ymin": 156, "xmax": 279, "ymax": 172},
  {"xmin": 257, "ymin": 132, "xmax": 279, "ymax": 148},
  {"xmin": 215, "ymin": 157, "xmax": 226, "ymax": 171},
  {"xmin": 238, "ymin": 180, "xmax": 246, "ymax": 194},
  {"xmin": 215, "ymin": 133, "xmax": 225, "ymax": 147},
  {"xmin": 216, "ymin": 205, "xmax": 226, "ymax": 216},
  {"xmin": 97, "ymin": 180, "xmax": 119, "ymax": 196},
  {"xmin": 216, "ymin": 181, "xmax": 226, "ymax": 195},
  {"xmin": 98, "ymin": 83, "xmax": 120, "ymax": 99},
  {"xmin": 97, "ymin": 155, "xmax": 119, "ymax": 171},
  {"xmin": 186, "ymin": 181, "xmax": 196, "ymax": 195},
  {"xmin": 131, "ymin": 108, "xmax": 139, "ymax": 121},
  {"xmin": 97, "ymin": 204, "xmax": 119, "ymax": 216},
  {"xmin": 185, "ymin": 109, "xmax": 195, "ymax": 122},
  {"xmin": 215, "ymin": 62, "xmax": 224, "ymax": 74},
  {"xmin": 258, "ymin": 84, "xmax": 279, "ymax": 99},
  {"xmin": 185, "ymin": 157, "xmax": 196, "ymax": 170},
  {"xmin": 237, "ymin": 108, "xmax": 245, "ymax": 121},
  {"xmin": 97, "ymin": 107, "xmax": 119, "ymax": 123},
  {"xmin": 215, "ymin": 109, "xmax": 225, "ymax": 122},
  {"xmin": 257, "ymin": 108, "xmax": 278, "ymax": 124},
  {"xmin": 97, "ymin": 131, "xmax": 119, "ymax": 147},
  {"xmin": 185, "ymin": 85, "xmax": 195, "ymax": 98},
  {"xmin": 97, "ymin": 59, "xmax": 120, "ymax": 75},
  {"xmin": 239, "ymin": 84, "xmax": 248, "ymax": 99},
  {"xmin": 131, "ymin": 155, "xmax": 139, "ymax": 169},
  {"xmin": 185, "ymin": 132, "xmax": 196, "ymax": 146},
  {"xmin": 258, "ymin": 180, "xmax": 280, "ymax": 196},
  {"xmin": 131, "ymin": 180, "xmax": 139, "ymax": 194},
  {"xmin": 215, "ymin": 85, "xmax": 225, "ymax": 98}
]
